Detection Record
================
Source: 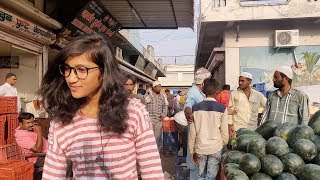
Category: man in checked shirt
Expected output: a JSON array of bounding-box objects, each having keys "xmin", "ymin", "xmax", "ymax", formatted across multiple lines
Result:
[{"xmin": 145, "ymin": 81, "xmax": 168, "ymax": 148}]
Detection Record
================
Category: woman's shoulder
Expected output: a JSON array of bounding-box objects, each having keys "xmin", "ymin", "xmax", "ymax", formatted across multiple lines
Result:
[
  {"xmin": 128, "ymin": 98, "xmax": 145, "ymax": 109},
  {"xmin": 127, "ymin": 98, "xmax": 150, "ymax": 120}
]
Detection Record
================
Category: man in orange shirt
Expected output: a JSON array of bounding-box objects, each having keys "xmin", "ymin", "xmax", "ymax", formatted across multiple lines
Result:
[{"xmin": 216, "ymin": 84, "xmax": 231, "ymax": 107}]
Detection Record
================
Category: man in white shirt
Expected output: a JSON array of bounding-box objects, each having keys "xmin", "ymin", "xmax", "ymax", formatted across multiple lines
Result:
[
  {"xmin": 229, "ymin": 72, "xmax": 267, "ymax": 135},
  {"xmin": 0, "ymin": 73, "xmax": 20, "ymax": 112},
  {"xmin": 0, "ymin": 73, "xmax": 17, "ymax": 96}
]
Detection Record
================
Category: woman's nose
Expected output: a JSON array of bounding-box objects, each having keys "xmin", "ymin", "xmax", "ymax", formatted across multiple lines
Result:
[{"xmin": 67, "ymin": 70, "xmax": 79, "ymax": 82}]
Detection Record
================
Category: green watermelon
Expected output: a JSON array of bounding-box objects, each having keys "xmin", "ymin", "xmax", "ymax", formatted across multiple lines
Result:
[
  {"xmin": 311, "ymin": 154, "xmax": 320, "ymax": 165},
  {"xmin": 281, "ymin": 153, "xmax": 305, "ymax": 176},
  {"xmin": 313, "ymin": 135, "xmax": 320, "ymax": 153},
  {"xmin": 256, "ymin": 121, "xmax": 280, "ymax": 140},
  {"xmin": 276, "ymin": 172, "xmax": 298, "ymax": 180},
  {"xmin": 224, "ymin": 163, "xmax": 240, "ymax": 176},
  {"xmin": 249, "ymin": 173, "xmax": 272, "ymax": 180},
  {"xmin": 239, "ymin": 153, "xmax": 261, "ymax": 175},
  {"xmin": 224, "ymin": 150, "xmax": 244, "ymax": 164},
  {"xmin": 308, "ymin": 110, "xmax": 320, "ymax": 135},
  {"xmin": 247, "ymin": 138, "xmax": 266, "ymax": 159},
  {"xmin": 266, "ymin": 137, "xmax": 289, "ymax": 158},
  {"xmin": 274, "ymin": 122, "xmax": 296, "ymax": 141},
  {"xmin": 287, "ymin": 125, "xmax": 315, "ymax": 147},
  {"xmin": 227, "ymin": 169, "xmax": 249, "ymax": 180},
  {"xmin": 261, "ymin": 154, "xmax": 284, "ymax": 177},
  {"xmin": 237, "ymin": 128, "xmax": 262, "ymax": 137},
  {"xmin": 222, "ymin": 151, "xmax": 229, "ymax": 164},
  {"xmin": 236, "ymin": 134, "xmax": 262, "ymax": 152},
  {"xmin": 296, "ymin": 164, "xmax": 320, "ymax": 180},
  {"xmin": 288, "ymin": 148, "xmax": 294, "ymax": 153},
  {"xmin": 293, "ymin": 139, "xmax": 317, "ymax": 162},
  {"xmin": 227, "ymin": 137, "xmax": 237, "ymax": 150}
]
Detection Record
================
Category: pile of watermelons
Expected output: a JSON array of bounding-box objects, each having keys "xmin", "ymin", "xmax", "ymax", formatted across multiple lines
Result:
[{"xmin": 222, "ymin": 110, "xmax": 320, "ymax": 180}]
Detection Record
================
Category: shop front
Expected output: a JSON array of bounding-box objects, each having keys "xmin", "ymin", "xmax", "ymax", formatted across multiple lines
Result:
[{"xmin": 0, "ymin": 7, "xmax": 56, "ymax": 111}]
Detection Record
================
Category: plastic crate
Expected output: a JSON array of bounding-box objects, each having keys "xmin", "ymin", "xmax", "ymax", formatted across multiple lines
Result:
[
  {"xmin": 0, "ymin": 106, "xmax": 18, "ymax": 114},
  {"xmin": 253, "ymin": 83, "xmax": 266, "ymax": 92},
  {"xmin": 0, "ymin": 144, "xmax": 23, "ymax": 161},
  {"xmin": 6, "ymin": 114, "xmax": 19, "ymax": 144},
  {"xmin": 163, "ymin": 119, "xmax": 177, "ymax": 133},
  {"xmin": 0, "ymin": 97, "xmax": 18, "ymax": 114},
  {"xmin": 0, "ymin": 160, "xmax": 34, "ymax": 180},
  {"xmin": 0, "ymin": 115, "xmax": 6, "ymax": 145},
  {"xmin": 0, "ymin": 97, "xmax": 17, "ymax": 107},
  {"xmin": 175, "ymin": 157, "xmax": 189, "ymax": 180},
  {"xmin": 163, "ymin": 132, "xmax": 179, "ymax": 146},
  {"xmin": 163, "ymin": 145, "xmax": 179, "ymax": 156}
]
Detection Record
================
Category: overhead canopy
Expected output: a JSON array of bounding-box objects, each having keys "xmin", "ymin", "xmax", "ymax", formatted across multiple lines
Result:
[
  {"xmin": 100, "ymin": 0, "xmax": 194, "ymax": 29},
  {"xmin": 195, "ymin": 22, "xmax": 227, "ymax": 71}
]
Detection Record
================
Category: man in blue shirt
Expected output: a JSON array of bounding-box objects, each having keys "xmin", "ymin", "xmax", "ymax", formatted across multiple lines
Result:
[{"xmin": 184, "ymin": 67, "xmax": 211, "ymax": 179}]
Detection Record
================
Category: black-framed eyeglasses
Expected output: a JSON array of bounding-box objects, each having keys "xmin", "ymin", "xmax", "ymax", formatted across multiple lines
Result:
[{"xmin": 58, "ymin": 64, "xmax": 100, "ymax": 80}]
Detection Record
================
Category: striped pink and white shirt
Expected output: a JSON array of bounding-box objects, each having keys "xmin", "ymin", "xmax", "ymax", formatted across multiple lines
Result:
[{"xmin": 42, "ymin": 99, "xmax": 164, "ymax": 179}]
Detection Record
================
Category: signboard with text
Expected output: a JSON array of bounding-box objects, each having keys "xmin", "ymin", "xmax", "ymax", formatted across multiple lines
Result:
[
  {"xmin": 0, "ymin": 8, "xmax": 56, "ymax": 44},
  {"xmin": 0, "ymin": 56, "xmax": 19, "ymax": 68},
  {"xmin": 60, "ymin": 0, "xmax": 121, "ymax": 41}
]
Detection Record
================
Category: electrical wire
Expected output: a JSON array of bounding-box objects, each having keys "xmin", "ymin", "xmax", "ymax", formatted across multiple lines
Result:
[
  {"xmin": 200, "ymin": 1, "xmax": 214, "ymax": 18},
  {"xmin": 138, "ymin": 30, "xmax": 175, "ymax": 42}
]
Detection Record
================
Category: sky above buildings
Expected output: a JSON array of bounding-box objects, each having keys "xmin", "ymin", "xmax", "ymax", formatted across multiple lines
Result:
[{"xmin": 136, "ymin": 0, "xmax": 200, "ymax": 65}]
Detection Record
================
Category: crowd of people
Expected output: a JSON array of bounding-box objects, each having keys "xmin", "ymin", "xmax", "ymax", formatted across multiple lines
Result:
[{"xmin": 0, "ymin": 33, "xmax": 312, "ymax": 179}]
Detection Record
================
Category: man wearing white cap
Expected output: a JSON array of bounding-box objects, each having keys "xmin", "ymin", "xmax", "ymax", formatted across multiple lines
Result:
[
  {"xmin": 183, "ymin": 67, "xmax": 211, "ymax": 180},
  {"xmin": 145, "ymin": 81, "xmax": 168, "ymax": 148},
  {"xmin": 261, "ymin": 66, "xmax": 309, "ymax": 125},
  {"xmin": 229, "ymin": 72, "xmax": 266, "ymax": 135}
]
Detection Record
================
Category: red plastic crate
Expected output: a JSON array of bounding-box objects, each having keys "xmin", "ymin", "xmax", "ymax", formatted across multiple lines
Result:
[
  {"xmin": 0, "ymin": 106, "xmax": 18, "ymax": 114},
  {"xmin": 163, "ymin": 119, "xmax": 177, "ymax": 132},
  {"xmin": 0, "ymin": 160, "xmax": 34, "ymax": 180},
  {"xmin": 0, "ymin": 115, "xmax": 6, "ymax": 145},
  {"xmin": 6, "ymin": 114, "xmax": 19, "ymax": 144},
  {"xmin": 0, "ymin": 144, "xmax": 23, "ymax": 161},
  {"xmin": 0, "ymin": 96, "xmax": 18, "ymax": 114},
  {"xmin": 0, "ymin": 97, "xmax": 17, "ymax": 107}
]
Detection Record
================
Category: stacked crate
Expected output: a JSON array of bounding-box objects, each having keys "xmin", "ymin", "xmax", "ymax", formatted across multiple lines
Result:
[
  {"xmin": 163, "ymin": 119, "xmax": 179, "ymax": 156},
  {"xmin": 0, "ymin": 97, "xmax": 21, "ymax": 160},
  {"xmin": 175, "ymin": 156, "xmax": 189, "ymax": 180},
  {"xmin": 0, "ymin": 160, "xmax": 34, "ymax": 180}
]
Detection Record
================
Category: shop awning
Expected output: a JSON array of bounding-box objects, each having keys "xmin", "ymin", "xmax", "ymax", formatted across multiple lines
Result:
[
  {"xmin": 100, "ymin": 0, "xmax": 194, "ymax": 29},
  {"xmin": 195, "ymin": 22, "xmax": 228, "ymax": 71}
]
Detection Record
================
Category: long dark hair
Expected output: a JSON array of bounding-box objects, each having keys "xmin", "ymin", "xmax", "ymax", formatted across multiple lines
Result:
[{"xmin": 38, "ymin": 33, "xmax": 129, "ymax": 134}]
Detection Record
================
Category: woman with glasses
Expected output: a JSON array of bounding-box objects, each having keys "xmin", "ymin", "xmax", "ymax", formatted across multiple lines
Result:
[{"xmin": 38, "ymin": 33, "xmax": 164, "ymax": 179}]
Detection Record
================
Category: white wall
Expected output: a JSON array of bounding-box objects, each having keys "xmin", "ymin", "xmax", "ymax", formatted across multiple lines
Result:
[
  {"xmin": 201, "ymin": 0, "xmax": 320, "ymax": 22},
  {"xmin": 0, "ymin": 49, "xmax": 41, "ymax": 109},
  {"xmin": 158, "ymin": 64, "xmax": 194, "ymax": 87},
  {"xmin": 223, "ymin": 22, "xmax": 320, "ymax": 90}
]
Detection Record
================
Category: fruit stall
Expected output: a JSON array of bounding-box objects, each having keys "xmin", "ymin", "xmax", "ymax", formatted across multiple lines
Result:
[{"xmin": 221, "ymin": 110, "xmax": 320, "ymax": 180}]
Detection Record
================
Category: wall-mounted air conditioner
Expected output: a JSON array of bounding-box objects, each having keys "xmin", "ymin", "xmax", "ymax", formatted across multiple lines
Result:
[
  {"xmin": 274, "ymin": 29, "xmax": 299, "ymax": 48},
  {"xmin": 115, "ymin": 47, "xmax": 123, "ymax": 60}
]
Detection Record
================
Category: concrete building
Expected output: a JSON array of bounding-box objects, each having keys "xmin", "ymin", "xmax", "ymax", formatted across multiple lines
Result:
[
  {"xmin": 158, "ymin": 64, "xmax": 194, "ymax": 93},
  {"xmin": 196, "ymin": 0, "xmax": 320, "ymax": 105},
  {"xmin": 0, "ymin": 0, "xmax": 195, "ymax": 110}
]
